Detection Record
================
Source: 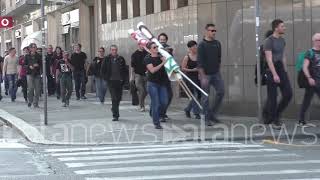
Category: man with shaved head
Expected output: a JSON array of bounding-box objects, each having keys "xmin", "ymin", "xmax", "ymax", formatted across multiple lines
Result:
[{"xmin": 299, "ymin": 33, "xmax": 320, "ymax": 127}]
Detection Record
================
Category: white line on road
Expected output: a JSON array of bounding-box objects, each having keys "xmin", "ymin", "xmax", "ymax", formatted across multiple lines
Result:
[
  {"xmin": 50, "ymin": 144, "xmax": 263, "ymax": 157},
  {"xmin": 85, "ymin": 169, "xmax": 320, "ymax": 180},
  {"xmin": 65, "ymin": 153, "xmax": 297, "ymax": 168},
  {"xmin": 0, "ymin": 142, "xmax": 29, "ymax": 149},
  {"xmin": 58, "ymin": 148, "xmax": 281, "ymax": 162},
  {"xmin": 45, "ymin": 142, "xmax": 243, "ymax": 153}
]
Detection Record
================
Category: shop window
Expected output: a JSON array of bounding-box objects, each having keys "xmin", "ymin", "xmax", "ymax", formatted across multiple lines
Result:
[
  {"xmin": 146, "ymin": 0, "xmax": 154, "ymax": 15},
  {"xmin": 101, "ymin": 0, "xmax": 107, "ymax": 24},
  {"xmin": 161, "ymin": 0, "xmax": 170, "ymax": 11},
  {"xmin": 121, "ymin": 0, "xmax": 128, "ymax": 20},
  {"xmin": 177, "ymin": 0, "xmax": 188, "ymax": 8},
  {"xmin": 111, "ymin": 0, "xmax": 117, "ymax": 22},
  {"xmin": 132, "ymin": 0, "xmax": 140, "ymax": 17}
]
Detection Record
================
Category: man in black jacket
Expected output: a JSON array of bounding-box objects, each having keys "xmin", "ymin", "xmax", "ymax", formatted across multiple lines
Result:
[
  {"xmin": 24, "ymin": 43, "xmax": 42, "ymax": 108},
  {"xmin": 101, "ymin": 45, "xmax": 128, "ymax": 121}
]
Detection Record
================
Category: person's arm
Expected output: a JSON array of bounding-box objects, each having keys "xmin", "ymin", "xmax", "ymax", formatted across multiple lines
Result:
[
  {"xmin": 55, "ymin": 69, "xmax": 60, "ymax": 83},
  {"xmin": 146, "ymin": 57, "xmax": 167, "ymax": 74},
  {"xmin": 197, "ymin": 43, "xmax": 206, "ymax": 79},
  {"xmin": 303, "ymin": 57, "xmax": 316, "ymax": 86},
  {"xmin": 264, "ymin": 38, "xmax": 280, "ymax": 83},
  {"xmin": 2, "ymin": 57, "xmax": 7, "ymax": 76},
  {"xmin": 66, "ymin": 59, "xmax": 75, "ymax": 72},
  {"xmin": 283, "ymin": 49, "xmax": 288, "ymax": 72},
  {"xmin": 130, "ymin": 54, "xmax": 136, "ymax": 81}
]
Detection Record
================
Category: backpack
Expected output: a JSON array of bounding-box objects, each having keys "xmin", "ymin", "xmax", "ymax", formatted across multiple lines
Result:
[
  {"xmin": 254, "ymin": 44, "xmax": 268, "ymax": 86},
  {"xmin": 296, "ymin": 49, "xmax": 314, "ymax": 88}
]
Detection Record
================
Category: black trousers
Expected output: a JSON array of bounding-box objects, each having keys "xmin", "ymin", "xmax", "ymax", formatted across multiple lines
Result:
[
  {"xmin": 108, "ymin": 80, "xmax": 123, "ymax": 118},
  {"xmin": 73, "ymin": 71, "xmax": 86, "ymax": 98},
  {"xmin": 263, "ymin": 63, "xmax": 293, "ymax": 124},
  {"xmin": 299, "ymin": 86, "xmax": 320, "ymax": 122},
  {"xmin": 162, "ymin": 81, "xmax": 173, "ymax": 117},
  {"xmin": 47, "ymin": 74, "xmax": 55, "ymax": 95}
]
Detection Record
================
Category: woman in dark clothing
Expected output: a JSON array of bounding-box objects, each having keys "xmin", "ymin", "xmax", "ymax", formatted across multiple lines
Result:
[
  {"xmin": 52, "ymin": 46, "xmax": 63, "ymax": 99},
  {"xmin": 181, "ymin": 40, "xmax": 201, "ymax": 119},
  {"xmin": 145, "ymin": 42, "xmax": 169, "ymax": 129}
]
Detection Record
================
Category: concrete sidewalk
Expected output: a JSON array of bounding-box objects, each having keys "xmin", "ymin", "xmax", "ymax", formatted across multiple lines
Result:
[{"xmin": 0, "ymin": 91, "xmax": 319, "ymax": 145}]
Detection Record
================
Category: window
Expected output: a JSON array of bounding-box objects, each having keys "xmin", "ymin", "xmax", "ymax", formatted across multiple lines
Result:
[
  {"xmin": 146, "ymin": 0, "xmax": 154, "ymax": 15},
  {"xmin": 132, "ymin": 0, "xmax": 140, "ymax": 17},
  {"xmin": 121, "ymin": 0, "xmax": 128, "ymax": 20},
  {"xmin": 161, "ymin": 0, "xmax": 170, "ymax": 11},
  {"xmin": 101, "ymin": 0, "xmax": 107, "ymax": 24},
  {"xmin": 110, "ymin": 0, "xmax": 117, "ymax": 22},
  {"xmin": 177, "ymin": 0, "xmax": 188, "ymax": 8}
]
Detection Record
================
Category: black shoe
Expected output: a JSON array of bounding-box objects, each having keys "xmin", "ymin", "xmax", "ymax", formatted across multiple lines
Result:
[
  {"xmin": 62, "ymin": 103, "xmax": 67, "ymax": 107},
  {"xmin": 0, "ymin": 96, "xmax": 2, "ymax": 101},
  {"xmin": 34, "ymin": 104, "xmax": 39, "ymax": 108},
  {"xmin": 66, "ymin": 100, "xmax": 70, "ymax": 106},
  {"xmin": 57, "ymin": 96, "xmax": 60, "ymax": 100},
  {"xmin": 206, "ymin": 121, "xmax": 213, "ymax": 127},
  {"xmin": 5, "ymin": 91, "xmax": 8, "ymax": 96},
  {"xmin": 76, "ymin": 97, "xmax": 80, "ymax": 101},
  {"xmin": 28, "ymin": 103, "xmax": 32, "ymax": 107},
  {"xmin": 195, "ymin": 114, "xmax": 201, "ymax": 119},
  {"xmin": 81, "ymin": 96, "xmax": 87, "ymax": 100},
  {"xmin": 112, "ymin": 117, "xmax": 119, "ymax": 121},
  {"xmin": 11, "ymin": 99, "xmax": 15, "ymax": 102},
  {"xmin": 212, "ymin": 117, "xmax": 221, "ymax": 123},
  {"xmin": 155, "ymin": 125, "xmax": 163, "ymax": 129},
  {"xmin": 185, "ymin": 110, "xmax": 191, "ymax": 118},
  {"xmin": 163, "ymin": 115, "xmax": 170, "ymax": 120},
  {"xmin": 160, "ymin": 118, "xmax": 166, "ymax": 123},
  {"xmin": 298, "ymin": 121, "xmax": 313, "ymax": 128}
]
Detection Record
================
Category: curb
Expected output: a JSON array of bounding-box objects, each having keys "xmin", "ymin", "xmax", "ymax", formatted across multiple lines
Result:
[{"xmin": 1, "ymin": 108, "xmax": 320, "ymax": 146}]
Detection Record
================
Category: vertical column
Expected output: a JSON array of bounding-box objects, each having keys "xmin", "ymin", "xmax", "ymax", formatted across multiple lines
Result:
[
  {"xmin": 11, "ymin": 29, "xmax": 16, "ymax": 49},
  {"xmin": 1, "ymin": 31, "xmax": 5, "ymax": 55},
  {"xmin": 140, "ymin": 0, "xmax": 146, "ymax": 16},
  {"xmin": 154, "ymin": 0, "xmax": 161, "ymax": 13},
  {"xmin": 32, "ymin": 20, "xmax": 40, "ymax": 32},
  {"xmin": 21, "ymin": 24, "xmax": 25, "ymax": 43},
  {"xmin": 79, "ymin": 1, "xmax": 91, "ymax": 57},
  {"xmin": 47, "ymin": 13, "xmax": 57, "ymax": 47},
  {"xmin": 128, "ymin": 0, "xmax": 133, "ymax": 18},
  {"xmin": 55, "ymin": 11, "xmax": 62, "ymax": 48}
]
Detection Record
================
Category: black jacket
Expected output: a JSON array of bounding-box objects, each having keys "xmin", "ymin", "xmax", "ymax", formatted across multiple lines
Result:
[
  {"xmin": 24, "ymin": 53, "xmax": 42, "ymax": 76},
  {"xmin": 100, "ymin": 54, "xmax": 128, "ymax": 81},
  {"xmin": 198, "ymin": 38, "xmax": 221, "ymax": 75}
]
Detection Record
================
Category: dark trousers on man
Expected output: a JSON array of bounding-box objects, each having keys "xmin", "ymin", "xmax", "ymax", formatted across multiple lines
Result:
[
  {"xmin": 47, "ymin": 74, "xmax": 55, "ymax": 96},
  {"xmin": 20, "ymin": 76, "xmax": 28, "ymax": 101},
  {"xmin": 73, "ymin": 70, "xmax": 86, "ymax": 99},
  {"xmin": 60, "ymin": 75, "xmax": 73, "ymax": 104},
  {"xmin": 161, "ymin": 81, "xmax": 173, "ymax": 118},
  {"xmin": 263, "ymin": 63, "xmax": 293, "ymax": 124},
  {"xmin": 299, "ymin": 86, "xmax": 320, "ymax": 122},
  {"xmin": 108, "ymin": 80, "xmax": 123, "ymax": 118}
]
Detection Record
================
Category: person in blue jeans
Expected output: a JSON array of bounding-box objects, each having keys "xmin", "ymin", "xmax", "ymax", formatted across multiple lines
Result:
[
  {"xmin": 89, "ymin": 47, "xmax": 107, "ymax": 104},
  {"xmin": 181, "ymin": 40, "xmax": 201, "ymax": 119},
  {"xmin": 3, "ymin": 48, "xmax": 18, "ymax": 102},
  {"xmin": 198, "ymin": 24, "xmax": 225, "ymax": 126},
  {"xmin": 145, "ymin": 42, "xmax": 168, "ymax": 129}
]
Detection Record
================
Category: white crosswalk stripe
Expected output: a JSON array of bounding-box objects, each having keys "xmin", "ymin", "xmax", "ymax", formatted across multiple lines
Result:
[
  {"xmin": 43, "ymin": 141, "xmax": 320, "ymax": 180},
  {"xmin": 0, "ymin": 139, "xmax": 29, "ymax": 149}
]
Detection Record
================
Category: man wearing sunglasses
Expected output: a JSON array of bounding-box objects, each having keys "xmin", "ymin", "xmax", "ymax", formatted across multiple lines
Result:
[{"xmin": 198, "ymin": 23, "xmax": 224, "ymax": 126}]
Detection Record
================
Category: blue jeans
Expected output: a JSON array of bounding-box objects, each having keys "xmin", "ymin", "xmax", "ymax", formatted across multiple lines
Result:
[
  {"xmin": 185, "ymin": 86, "xmax": 201, "ymax": 115},
  {"xmin": 95, "ymin": 76, "xmax": 107, "ymax": 103},
  {"xmin": 202, "ymin": 72, "xmax": 225, "ymax": 121},
  {"xmin": 6, "ymin": 74, "xmax": 17, "ymax": 100},
  {"xmin": 147, "ymin": 82, "xmax": 168, "ymax": 126}
]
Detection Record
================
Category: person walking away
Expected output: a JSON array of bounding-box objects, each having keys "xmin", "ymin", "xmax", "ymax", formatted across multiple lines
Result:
[
  {"xmin": 24, "ymin": 43, "xmax": 42, "ymax": 108},
  {"xmin": 101, "ymin": 45, "xmax": 128, "ymax": 121},
  {"xmin": 145, "ymin": 42, "xmax": 169, "ymax": 129},
  {"xmin": 52, "ymin": 47, "xmax": 63, "ymax": 99},
  {"xmin": 56, "ymin": 52, "xmax": 74, "ymax": 107},
  {"xmin": 157, "ymin": 33, "xmax": 173, "ymax": 121},
  {"xmin": 90, "ymin": 47, "xmax": 107, "ymax": 104},
  {"xmin": 131, "ymin": 43, "xmax": 148, "ymax": 111},
  {"xmin": 45, "ymin": 45, "xmax": 55, "ymax": 96},
  {"xmin": 3, "ymin": 48, "xmax": 19, "ymax": 102},
  {"xmin": 198, "ymin": 23, "xmax": 225, "ymax": 126},
  {"xmin": 18, "ymin": 47, "xmax": 29, "ymax": 102},
  {"xmin": 263, "ymin": 19, "xmax": 292, "ymax": 130},
  {"xmin": 70, "ymin": 43, "xmax": 88, "ymax": 100},
  {"xmin": 181, "ymin": 40, "xmax": 201, "ymax": 119},
  {"xmin": 298, "ymin": 33, "xmax": 320, "ymax": 127}
]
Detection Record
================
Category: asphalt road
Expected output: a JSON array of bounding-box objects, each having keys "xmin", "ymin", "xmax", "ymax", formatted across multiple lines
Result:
[{"xmin": 1, "ymin": 124, "xmax": 320, "ymax": 180}]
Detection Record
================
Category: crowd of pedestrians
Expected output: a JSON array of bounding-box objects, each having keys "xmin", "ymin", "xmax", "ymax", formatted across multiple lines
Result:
[{"xmin": 0, "ymin": 19, "xmax": 319, "ymax": 130}]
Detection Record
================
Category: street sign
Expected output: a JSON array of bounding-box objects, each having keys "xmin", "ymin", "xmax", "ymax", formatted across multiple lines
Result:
[{"xmin": 0, "ymin": 17, "xmax": 13, "ymax": 28}]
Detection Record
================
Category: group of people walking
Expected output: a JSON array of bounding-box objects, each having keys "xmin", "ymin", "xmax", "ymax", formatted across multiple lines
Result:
[{"xmin": 0, "ymin": 19, "xmax": 319, "ymax": 130}]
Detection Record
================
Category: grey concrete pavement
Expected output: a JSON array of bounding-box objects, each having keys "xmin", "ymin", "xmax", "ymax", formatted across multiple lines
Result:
[{"xmin": 0, "ymin": 91, "xmax": 319, "ymax": 145}]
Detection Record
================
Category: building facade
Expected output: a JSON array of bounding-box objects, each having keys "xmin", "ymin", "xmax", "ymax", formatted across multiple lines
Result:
[{"xmin": 95, "ymin": 0, "xmax": 320, "ymax": 118}]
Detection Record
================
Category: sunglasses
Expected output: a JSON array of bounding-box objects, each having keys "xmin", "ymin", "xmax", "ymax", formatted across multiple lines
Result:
[
  {"xmin": 208, "ymin": 29, "xmax": 217, "ymax": 32},
  {"xmin": 151, "ymin": 46, "xmax": 158, "ymax": 49}
]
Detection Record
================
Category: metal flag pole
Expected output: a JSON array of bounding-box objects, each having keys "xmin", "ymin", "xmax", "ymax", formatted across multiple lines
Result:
[
  {"xmin": 255, "ymin": 0, "xmax": 262, "ymax": 123},
  {"xmin": 41, "ymin": 0, "xmax": 48, "ymax": 125}
]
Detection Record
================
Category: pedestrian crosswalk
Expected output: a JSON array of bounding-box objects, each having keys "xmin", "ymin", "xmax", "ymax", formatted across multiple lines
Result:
[{"xmin": 44, "ymin": 141, "xmax": 320, "ymax": 180}]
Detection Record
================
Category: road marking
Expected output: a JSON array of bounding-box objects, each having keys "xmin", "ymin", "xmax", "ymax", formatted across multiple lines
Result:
[
  {"xmin": 84, "ymin": 169, "xmax": 320, "ymax": 180},
  {"xmin": 65, "ymin": 153, "xmax": 297, "ymax": 168},
  {"xmin": 50, "ymin": 144, "xmax": 263, "ymax": 157},
  {"xmin": 45, "ymin": 142, "xmax": 242, "ymax": 153},
  {"xmin": 263, "ymin": 140, "xmax": 320, "ymax": 147},
  {"xmin": 58, "ymin": 148, "xmax": 280, "ymax": 162}
]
